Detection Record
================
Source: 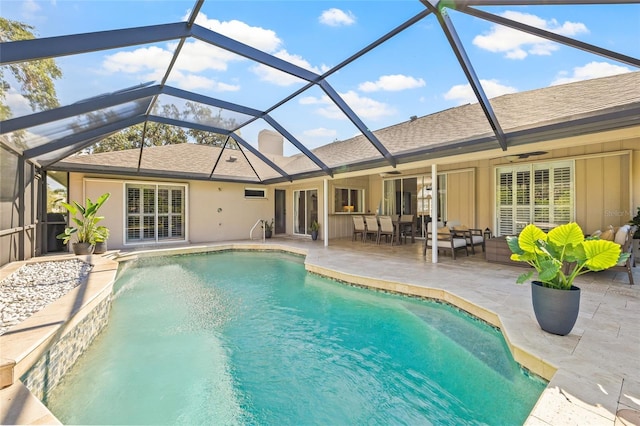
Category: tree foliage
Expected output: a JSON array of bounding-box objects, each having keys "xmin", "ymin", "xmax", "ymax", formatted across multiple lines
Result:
[
  {"xmin": 93, "ymin": 102, "xmax": 240, "ymax": 153},
  {"xmin": 0, "ymin": 18, "xmax": 62, "ymax": 121}
]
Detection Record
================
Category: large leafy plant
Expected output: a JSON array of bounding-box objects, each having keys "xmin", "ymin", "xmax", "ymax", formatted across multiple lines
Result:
[
  {"xmin": 630, "ymin": 206, "xmax": 640, "ymax": 239},
  {"xmin": 56, "ymin": 192, "xmax": 111, "ymax": 245},
  {"xmin": 507, "ymin": 222, "xmax": 629, "ymax": 290}
]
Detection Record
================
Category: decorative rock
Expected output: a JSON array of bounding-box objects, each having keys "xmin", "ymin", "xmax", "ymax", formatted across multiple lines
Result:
[{"xmin": 0, "ymin": 260, "xmax": 92, "ymax": 335}]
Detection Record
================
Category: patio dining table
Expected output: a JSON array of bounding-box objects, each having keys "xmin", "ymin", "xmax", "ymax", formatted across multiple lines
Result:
[{"xmin": 393, "ymin": 218, "xmax": 416, "ymax": 244}]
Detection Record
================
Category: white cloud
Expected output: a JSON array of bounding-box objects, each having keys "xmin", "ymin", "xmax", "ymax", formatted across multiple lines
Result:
[
  {"xmin": 303, "ymin": 128, "xmax": 337, "ymax": 138},
  {"xmin": 4, "ymin": 87, "xmax": 33, "ymax": 117},
  {"xmin": 188, "ymin": 13, "xmax": 282, "ymax": 52},
  {"xmin": 101, "ymin": 43, "xmax": 244, "ymax": 92},
  {"xmin": 473, "ymin": 11, "xmax": 588, "ymax": 60},
  {"xmin": 319, "ymin": 8, "xmax": 356, "ymax": 27},
  {"xmin": 22, "ymin": 0, "xmax": 41, "ymax": 19},
  {"xmin": 172, "ymin": 40, "xmax": 235, "ymax": 73},
  {"xmin": 101, "ymin": 12, "xmax": 324, "ymax": 93},
  {"xmin": 166, "ymin": 71, "xmax": 240, "ymax": 91},
  {"xmin": 102, "ymin": 46, "xmax": 172, "ymax": 74},
  {"xmin": 300, "ymin": 91, "xmax": 395, "ymax": 120},
  {"xmin": 341, "ymin": 90, "xmax": 395, "ymax": 121},
  {"xmin": 444, "ymin": 79, "xmax": 518, "ymax": 105},
  {"xmin": 252, "ymin": 50, "xmax": 329, "ymax": 86},
  {"xmin": 299, "ymin": 96, "xmax": 324, "ymax": 106},
  {"xmin": 550, "ymin": 61, "xmax": 631, "ymax": 86},
  {"xmin": 358, "ymin": 75, "xmax": 426, "ymax": 92}
]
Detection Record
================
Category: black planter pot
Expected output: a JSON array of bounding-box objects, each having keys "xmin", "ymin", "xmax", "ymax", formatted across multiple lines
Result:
[
  {"xmin": 265, "ymin": 230, "xmax": 272, "ymax": 239},
  {"xmin": 531, "ymin": 280, "xmax": 580, "ymax": 336},
  {"xmin": 72, "ymin": 242, "xmax": 94, "ymax": 255},
  {"xmin": 311, "ymin": 230, "xmax": 318, "ymax": 241},
  {"xmin": 94, "ymin": 241, "xmax": 107, "ymax": 254}
]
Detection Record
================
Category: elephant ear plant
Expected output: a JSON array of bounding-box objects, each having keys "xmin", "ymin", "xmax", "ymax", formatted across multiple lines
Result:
[
  {"xmin": 507, "ymin": 222, "xmax": 629, "ymax": 290},
  {"xmin": 57, "ymin": 192, "xmax": 111, "ymax": 254},
  {"xmin": 507, "ymin": 222, "xmax": 629, "ymax": 335}
]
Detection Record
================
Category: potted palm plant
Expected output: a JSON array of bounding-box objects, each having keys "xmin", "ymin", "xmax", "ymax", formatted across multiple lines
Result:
[
  {"xmin": 262, "ymin": 219, "xmax": 274, "ymax": 238},
  {"xmin": 507, "ymin": 222, "xmax": 628, "ymax": 335},
  {"xmin": 310, "ymin": 220, "xmax": 320, "ymax": 241},
  {"xmin": 93, "ymin": 225, "xmax": 110, "ymax": 254},
  {"xmin": 56, "ymin": 192, "xmax": 111, "ymax": 255}
]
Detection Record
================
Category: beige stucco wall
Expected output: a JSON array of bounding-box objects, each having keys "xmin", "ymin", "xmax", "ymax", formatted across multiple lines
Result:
[
  {"xmin": 66, "ymin": 130, "xmax": 638, "ymax": 246},
  {"xmin": 345, "ymin": 135, "xmax": 638, "ymax": 238},
  {"xmin": 272, "ymin": 181, "xmax": 325, "ymax": 239},
  {"xmin": 68, "ymin": 174, "xmax": 273, "ymax": 249}
]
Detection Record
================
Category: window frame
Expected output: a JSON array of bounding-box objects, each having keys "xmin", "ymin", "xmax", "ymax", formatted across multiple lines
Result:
[
  {"xmin": 333, "ymin": 187, "xmax": 365, "ymax": 214},
  {"xmin": 124, "ymin": 181, "xmax": 188, "ymax": 245},
  {"xmin": 244, "ymin": 187, "xmax": 267, "ymax": 199},
  {"xmin": 495, "ymin": 160, "xmax": 574, "ymax": 236}
]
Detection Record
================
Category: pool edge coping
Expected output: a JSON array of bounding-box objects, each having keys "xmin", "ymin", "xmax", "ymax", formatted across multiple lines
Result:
[{"xmin": 3, "ymin": 242, "xmax": 615, "ymax": 425}]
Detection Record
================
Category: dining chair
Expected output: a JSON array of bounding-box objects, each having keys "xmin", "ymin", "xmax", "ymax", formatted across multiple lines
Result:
[
  {"xmin": 352, "ymin": 215, "xmax": 366, "ymax": 242},
  {"xmin": 378, "ymin": 216, "xmax": 395, "ymax": 245},
  {"xmin": 364, "ymin": 216, "xmax": 379, "ymax": 243},
  {"xmin": 399, "ymin": 214, "xmax": 414, "ymax": 244}
]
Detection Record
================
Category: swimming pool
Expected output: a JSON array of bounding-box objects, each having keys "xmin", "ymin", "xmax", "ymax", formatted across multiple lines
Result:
[{"xmin": 47, "ymin": 251, "xmax": 546, "ymax": 424}]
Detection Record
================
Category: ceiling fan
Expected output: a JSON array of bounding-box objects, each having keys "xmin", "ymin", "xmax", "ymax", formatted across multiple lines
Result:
[{"xmin": 501, "ymin": 151, "xmax": 548, "ymax": 162}]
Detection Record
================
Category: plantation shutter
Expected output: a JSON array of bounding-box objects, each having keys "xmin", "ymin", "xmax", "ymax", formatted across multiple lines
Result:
[
  {"xmin": 497, "ymin": 171, "xmax": 514, "ymax": 236},
  {"xmin": 496, "ymin": 161, "xmax": 573, "ymax": 236},
  {"xmin": 126, "ymin": 183, "xmax": 186, "ymax": 243}
]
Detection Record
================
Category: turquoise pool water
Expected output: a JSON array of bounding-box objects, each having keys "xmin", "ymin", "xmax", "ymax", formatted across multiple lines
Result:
[{"xmin": 47, "ymin": 251, "xmax": 546, "ymax": 425}]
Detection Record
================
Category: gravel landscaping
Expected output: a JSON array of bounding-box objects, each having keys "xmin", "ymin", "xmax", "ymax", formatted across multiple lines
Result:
[{"xmin": 0, "ymin": 260, "xmax": 92, "ymax": 335}]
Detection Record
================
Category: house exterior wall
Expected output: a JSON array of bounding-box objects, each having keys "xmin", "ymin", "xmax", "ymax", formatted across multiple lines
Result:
[
  {"xmin": 65, "ymin": 134, "xmax": 638, "ymax": 247},
  {"xmin": 273, "ymin": 181, "xmax": 325, "ymax": 239},
  {"xmin": 189, "ymin": 181, "xmax": 271, "ymax": 243},
  {"xmin": 346, "ymin": 137, "xmax": 638, "ymax": 239},
  {"xmin": 326, "ymin": 176, "xmax": 369, "ymax": 239},
  {"xmin": 68, "ymin": 174, "xmax": 272, "ymax": 249}
]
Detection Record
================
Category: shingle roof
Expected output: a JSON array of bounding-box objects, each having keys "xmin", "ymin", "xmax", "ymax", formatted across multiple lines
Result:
[{"xmin": 56, "ymin": 71, "xmax": 640, "ymax": 182}]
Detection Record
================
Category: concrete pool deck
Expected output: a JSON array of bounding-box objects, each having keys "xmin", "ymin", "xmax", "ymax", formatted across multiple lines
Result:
[{"xmin": 1, "ymin": 237, "xmax": 639, "ymax": 425}]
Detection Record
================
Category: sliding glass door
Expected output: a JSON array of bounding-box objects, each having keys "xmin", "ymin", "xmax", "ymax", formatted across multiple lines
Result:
[
  {"xmin": 383, "ymin": 174, "xmax": 446, "ymax": 238},
  {"xmin": 293, "ymin": 189, "xmax": 318, "ymax": 236}
]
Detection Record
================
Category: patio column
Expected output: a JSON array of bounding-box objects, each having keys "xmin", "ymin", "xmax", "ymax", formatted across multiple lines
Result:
[
  {"xmin": 431, "ymin": 163, "xmax": 438, "ymax": 263},
  {"xmin": 323, "ymin": 178, "xmax": 329, "ymax": 247}
]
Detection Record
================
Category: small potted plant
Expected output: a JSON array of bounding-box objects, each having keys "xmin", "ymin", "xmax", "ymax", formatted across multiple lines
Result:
[
  {"xmin": 263, "ymin": 219, "xmax": 274, "ymax": 238},
  {"xmin": 507, "ymin": 222, "xmax": 628, "ymax": 335},
  {"xmin": 56, "ymin": 192, "xmax": 111, "ymax": 255},
  {"xmin": 93, "ymin": 225, "xmax": 110, "ymax": 254},
  {"xmin": 310, "ymin": 220, "xmax": 320, "ymax": 241}
]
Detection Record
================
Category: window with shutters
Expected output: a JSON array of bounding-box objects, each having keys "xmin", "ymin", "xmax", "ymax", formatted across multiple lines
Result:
[
  {"xmin": 496, "ymin": 161, "xmax": 573, "ymax": 236},
  {"xmin": 126, "ymin": 183, "xmax": 186, "ymax": 243}
]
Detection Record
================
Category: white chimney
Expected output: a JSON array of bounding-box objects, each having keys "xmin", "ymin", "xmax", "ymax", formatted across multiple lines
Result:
[{"xmin": 258, "ymin": 129, "xmax": 284, "ymax": 157}]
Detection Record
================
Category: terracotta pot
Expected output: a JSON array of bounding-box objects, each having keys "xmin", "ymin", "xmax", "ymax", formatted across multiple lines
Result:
[{"xmin": 531, "ymin": 281, "xmax": 580, "ymax": 336}]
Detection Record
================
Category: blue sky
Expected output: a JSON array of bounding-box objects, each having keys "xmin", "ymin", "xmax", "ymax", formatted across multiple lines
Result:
[{"xmin": 2, "ymin": 0, "xmax": 639, "ymax": 155}]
